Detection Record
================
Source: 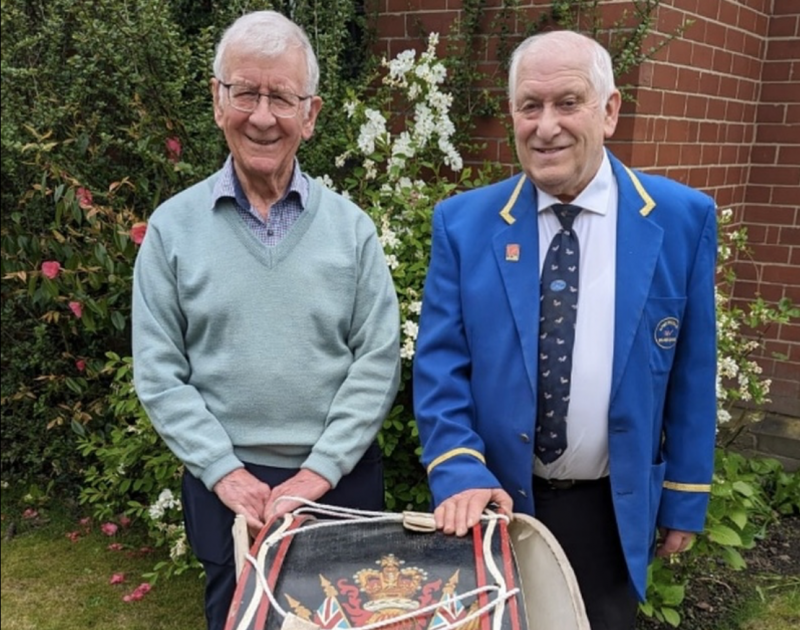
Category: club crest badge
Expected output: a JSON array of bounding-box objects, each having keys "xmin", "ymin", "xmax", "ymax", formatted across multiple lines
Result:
[
  {"xmin": 654, "ymin": 317, "xmax": 679, "ymax": 349},
  {"xmin": 505, "ymin": 244, "xmax": 520, "ymax": 262}
]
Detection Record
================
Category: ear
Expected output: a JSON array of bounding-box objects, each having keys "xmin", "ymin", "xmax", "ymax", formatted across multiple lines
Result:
[
  {"xmin": 211, "ymin": 78, "xmax": 225, "ymax": 127},
  {"xmin": 301, "ymin": 96, "xmax": 324, "ymax": 141},
  {"xmin": 603, "ymin": 89, "xmax": 622, "ymax": 139}
]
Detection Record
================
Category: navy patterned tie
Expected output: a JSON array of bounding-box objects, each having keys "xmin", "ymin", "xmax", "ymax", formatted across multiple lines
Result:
[{"xmin": 536, "ymin": 204, "xmax": 582, "ymax": 464}]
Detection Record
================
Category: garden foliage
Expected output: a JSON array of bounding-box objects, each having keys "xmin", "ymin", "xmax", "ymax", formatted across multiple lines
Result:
[{"xmin": 1, "ymin": 0, "xmax": 798, "ymax": 621}]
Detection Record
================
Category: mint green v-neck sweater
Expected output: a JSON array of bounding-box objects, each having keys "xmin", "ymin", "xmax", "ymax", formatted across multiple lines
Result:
[{"xmin": 132, "ymin": 172, "xmax": 401, "ymax": 491}]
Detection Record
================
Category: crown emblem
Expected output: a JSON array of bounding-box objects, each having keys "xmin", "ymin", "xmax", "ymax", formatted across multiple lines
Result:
[{"xmin": 354, "ymin": 554, "xmax": 428, "ymax": 612}]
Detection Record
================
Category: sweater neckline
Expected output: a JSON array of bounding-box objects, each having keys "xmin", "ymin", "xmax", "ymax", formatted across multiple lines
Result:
[{"xmin": 219, "ymin": 178, "xmax": 323, "ymax": 269}]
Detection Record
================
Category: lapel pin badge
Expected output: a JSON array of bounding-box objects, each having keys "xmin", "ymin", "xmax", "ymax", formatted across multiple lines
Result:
[{"xmin": 505, "ymin": 243, "xmax": 520, "ymax": 262}]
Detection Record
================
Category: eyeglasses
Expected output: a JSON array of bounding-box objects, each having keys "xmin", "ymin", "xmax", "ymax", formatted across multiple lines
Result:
[{"xmin": 218, "ymin": 81, "xmax": 312, "ymax": 118}]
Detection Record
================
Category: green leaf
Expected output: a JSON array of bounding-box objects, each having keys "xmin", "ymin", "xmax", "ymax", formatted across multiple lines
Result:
[
  {"xmin": 111, "ymin": 310, "xmax": 126, "ymax": 331},
  {"xmin": 733, "ymin": 480, "xmax": 755, "ymax": 497},
  {"xmin": 707, "ymin": 524, "xmax": 743, "ymax": 546},
  {"xmin": 721, "ymin": 546, "xmax": 747, "ymax": 570},
  {"xmin": 662, "ymin": 607, "xmax": 681, "ymax": 627}
]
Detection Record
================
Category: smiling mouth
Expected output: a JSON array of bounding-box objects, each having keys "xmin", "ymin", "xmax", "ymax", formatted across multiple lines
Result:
[
  {"xmin": 247, "ymin": 135, "xmax": 279, "ymax": 146},
  {"xmin": 535, "ymin": 147, "xmax": 566, "ymax": 155}
]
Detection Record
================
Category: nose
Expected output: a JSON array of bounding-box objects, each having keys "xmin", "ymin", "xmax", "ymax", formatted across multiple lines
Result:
[
  {"xmin": 249, "ymin": 95, "xmax": 277, "ymax": 125},
  {"xmin": 536, "ymin": 104, "xmax": 561, "ymax": 141}
]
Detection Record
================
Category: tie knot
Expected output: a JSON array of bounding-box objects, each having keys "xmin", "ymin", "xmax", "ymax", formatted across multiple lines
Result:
[{"xmin": 551, "ymin": 204, "xmax": 582, "ymax": 231}]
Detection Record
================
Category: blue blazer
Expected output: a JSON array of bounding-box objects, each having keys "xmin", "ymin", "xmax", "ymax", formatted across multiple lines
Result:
[{"xmin": 413, "ymin": 150, "xmax": 718, "ymax": 599}]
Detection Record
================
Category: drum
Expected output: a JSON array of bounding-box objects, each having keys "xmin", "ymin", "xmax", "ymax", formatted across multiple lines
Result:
[{"xmin": 225, "ymin": 502, "xmax": 588, "ymax": 630}]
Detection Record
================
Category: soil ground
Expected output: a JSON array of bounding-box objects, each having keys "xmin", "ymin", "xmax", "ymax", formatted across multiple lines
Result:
[{"xmin": 637, "ymin": 515, "xmax": 800, "ymax": 629}]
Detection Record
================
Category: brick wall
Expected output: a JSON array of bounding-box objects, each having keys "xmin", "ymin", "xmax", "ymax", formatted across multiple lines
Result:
[{"xmin": 373, "ymin": 0, "xmax": 799, "ymax": 417}]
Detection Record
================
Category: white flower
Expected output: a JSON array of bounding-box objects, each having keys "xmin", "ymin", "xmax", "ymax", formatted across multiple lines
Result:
[
  {"xmin": 317, "ymin": 174, "xmax": 337, "ymax": 191},
  {"xmin": 385, "ymin": 253, "xmax": 399, "ymax": 270},
  {"xmin": 717, "ymin": 408, "xmax": 732, "ymax": 424},
  {"xmin": 408, "ymin": 300, "xmax": 422, "ymax": 315},
  {"xmin": 403, "ymin": 319, "xmax": 419, "ymax": 340}
]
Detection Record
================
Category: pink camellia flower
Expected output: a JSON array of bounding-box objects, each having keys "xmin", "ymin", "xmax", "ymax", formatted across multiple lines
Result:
[
  {"xmin": 41, "ymin": 261, "xmax": 62, "ymax": 279},
  {"xmin": 101, "ymin": 522, "xmax": 118, "ymax": 536},
  {"xmin": 107, "ymin": 542, "xmax": 124, "ymax": 551},
  {"xmin": 66, "ymin": 531, "xmax": 81, "ymax": 543},
  {"xmin": 122, "ymin": 582, "xmax": 152, "ymax": 602},
  {"xmin": 22, "ymin": 508, "xmax": 39, "ymax": 519},
  {"xmin": 110, "ymin": 573, "xmax": 126, "ymax": 585},
  {"xmin": 118, "ymin": 515, "xmax": 132, "ymax": 528},
  {"xmin": 76, "ymin": 187, "xmax": 93, "ymax": 209},
  {"xmin": 75, "ymin": 359, "xmax": 86, "ymax": 372},
  {"xmin": 130, "ymin": 222, "xmax": 147, "ymax": 245},
  {"xmin": 68, "ymin": 301, "xmax": 83, "ymax": 318},
  {"xmin": 165, "ymin": 136, "xmax": 182, "ymax": 163}
]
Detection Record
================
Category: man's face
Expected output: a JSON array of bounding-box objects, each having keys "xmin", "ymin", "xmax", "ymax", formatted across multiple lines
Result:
[
  {"xmin": 212, "ymin": 47, "xmax": 322, "ymax": 192},
  {"xmin": 509, "ymin": 49, "xmax": 620, "ymax": 202}
]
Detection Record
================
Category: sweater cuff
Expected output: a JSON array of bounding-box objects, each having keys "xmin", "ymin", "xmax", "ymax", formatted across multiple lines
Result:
[
  {"xmin": 199, "ymin": 453, "xmax": 244, "ymax": 491},
  {"xmin": 302, "ymin": 451, "xmax": 343, "ymax": 489}
]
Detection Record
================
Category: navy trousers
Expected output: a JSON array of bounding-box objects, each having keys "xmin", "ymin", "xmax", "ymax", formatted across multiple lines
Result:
[
  {"xmin": 182, "ymin": 442, "xmax": 384, "ymax": 630},
  {"xmin": 532, "ymin": 476, "xmax": 639, "ymax": 630}
]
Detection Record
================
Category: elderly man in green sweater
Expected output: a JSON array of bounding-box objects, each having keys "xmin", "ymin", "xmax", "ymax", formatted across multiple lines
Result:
[{"xmin": 131, "ymin": 11, "xmax": 401, "ymax": 630}]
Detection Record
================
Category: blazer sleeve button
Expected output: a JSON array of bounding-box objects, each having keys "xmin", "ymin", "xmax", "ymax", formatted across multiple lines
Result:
[{"xmin": 519, "ymin": 433, "xmax": 531, "ymax": 443}]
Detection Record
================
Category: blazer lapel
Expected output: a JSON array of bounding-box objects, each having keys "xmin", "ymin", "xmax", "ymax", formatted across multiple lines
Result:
[
  {"xmin": 492, "ymin": 175, "xmax": 540, "ymax": 393},
  {"xmin": 610, "ymin": 155, "xmax": 664, "ymax": 401}
]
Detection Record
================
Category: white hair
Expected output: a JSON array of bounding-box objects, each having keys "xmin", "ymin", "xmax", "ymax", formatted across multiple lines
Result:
[
  {"xmin": 213, "ymin": 10, "xmax": 319, "ymax": 97},
  {"xmin": 508, "ymin": 31, "xmax": 615, "ymax": 105}
]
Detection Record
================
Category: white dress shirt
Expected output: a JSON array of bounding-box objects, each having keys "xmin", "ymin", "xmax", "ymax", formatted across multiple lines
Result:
[{"xmin": 534, "ymin": 151, "xmax": 618, "ymax": 480}]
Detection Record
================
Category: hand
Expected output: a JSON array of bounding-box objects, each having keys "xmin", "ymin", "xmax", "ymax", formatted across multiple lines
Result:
[
  {"xmin": 213, "ymin": 468, "xmax": 272, "ymax": 537},
  {"xmin": 655, "ymin": 528, "xmax": 695, "ymax": 558},
  {"xmin": 263, "ymin": 469, "xmax": 332, "ymax": 521},
  {"xmin": 434, "ymin": 488, "xmax": 514, "ymax": 537}
]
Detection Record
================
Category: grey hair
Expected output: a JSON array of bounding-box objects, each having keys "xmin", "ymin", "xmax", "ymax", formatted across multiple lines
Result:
[
  {"xmin": 508, "ymin": 30, "xmax": 615, "ymax": 105},
  {"xmin": 213, "ymin": 10, "xmax": 319, "ymax": 96}
]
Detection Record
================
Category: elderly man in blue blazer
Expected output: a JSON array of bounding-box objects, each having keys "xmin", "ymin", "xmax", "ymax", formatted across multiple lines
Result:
[{"xmin": 413, "ymin": 30, "xmax": 717, "ymax": 630}]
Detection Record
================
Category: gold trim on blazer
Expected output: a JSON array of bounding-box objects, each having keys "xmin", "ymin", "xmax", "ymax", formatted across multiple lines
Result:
[
  {"xmin": 623, "ymin": 165, "xmax": 656, "ymax": 217},
  {"xmin": 427, "ymin": 448, "xmax": 486, "ymax": 474},
  {"xmin": 663, "ymin": 480, "xmax": 711, "ymax": 493},
  {"xmin": 499, "ymin": 174, "xmax": 527, "ymax": 224}
]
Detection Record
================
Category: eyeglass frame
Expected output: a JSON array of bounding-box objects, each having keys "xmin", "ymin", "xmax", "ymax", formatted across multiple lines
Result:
[{"xmin": 217, "ymin": 80, "xmax": 313, "ymax": 118}]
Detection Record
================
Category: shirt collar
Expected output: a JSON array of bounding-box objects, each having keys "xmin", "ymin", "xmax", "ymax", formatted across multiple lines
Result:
[
  {"xmin": 536, "ymin": 149, "xmax": 613, "ymax": 216},
  {"xmin": 211, "ymin": 155, "xmax": 309, "ymax": 210}
]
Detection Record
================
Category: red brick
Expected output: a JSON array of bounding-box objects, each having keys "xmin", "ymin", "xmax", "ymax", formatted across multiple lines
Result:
[
  {"xmin": 636, "ymin": 88, "xmax": 663, "ymax": 115},
  {"xmin": 751, "ymin": 145, "xmax": 778, "ymax": 164},
  {"xmin": 718, "ymin": 74, "xmax": 738, "ymax": 99},
  {"xmin": 667, "ymin": 38, "xmax": 694, "ymax": 66},
  {"xmin": 743, "ymin": 205, "xmax": 797, "ymax": 225},
  {"xmin": 762, "ymin": 83, "xmax": 800, "ymax": 103},
  {"xmin": 769, "ymin": 38, "xmax": 800, "ymax": 61},
  {"xmin": 756, "ymin": 124, "xmax": 800, "ymax": 143},
  {"xmin": 762, "ymin": 60, "xmax": 794, "ymax": 82},
  {"xmin": 757, "ymin": 103, "xmax": 787, "ymax": 123},
  {"xmin": 772, "ymin": 187, "xmax": 800, "ymax": 205},
  {"xmin": 750, "ymin": 244, "xmax": 791, "ymax": 265},
  {"xmin": 680, "ymin": 143, "xmax": 702, "ymax": 165},
  {"xmin": 788, "ymin": 105, "xmax": 800, "ymax": 124},
  {"xmin": 677, "ymin": 67, "xmax": 702, "ymax": 92},
  {"xmin": 779, "ymin": 146, "xmax": 800, "ymax": 165},
  {"xmin": 768, "ymin": 15, "xmax": 798, "ymax": 38},
  {"xmin": 781, "ymin": 228, "xmax": 800, "ymax": 246},
  {"xmin": 663, "ymin": 92, "xmax": 687, "ymax": 117},
  {"xmin": 718, "ymin": 0, "xmax": 739, "ymax": 26},
  {"xmin": 652, "ymin": 64, "xmax": 679, "ymax": 91},
  {"xmin": 687, "ymin": 167, "xmax": 710, "ymax": 189},
  {"xmin": 750, "ymin": 166, "xmax": 800, "ymax": 186},
  {"xmin": 705, "ymin": 21, "xmax": 726, "ymax": 48},
  {"xmin": 763, "ymin": 265, "xmax": 800, "ymax": 284}
]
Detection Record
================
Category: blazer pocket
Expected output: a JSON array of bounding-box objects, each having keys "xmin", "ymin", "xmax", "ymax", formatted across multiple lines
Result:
[{"xmin": 646, "ymin": 297, "xmax": 687, "ymax": 374}]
